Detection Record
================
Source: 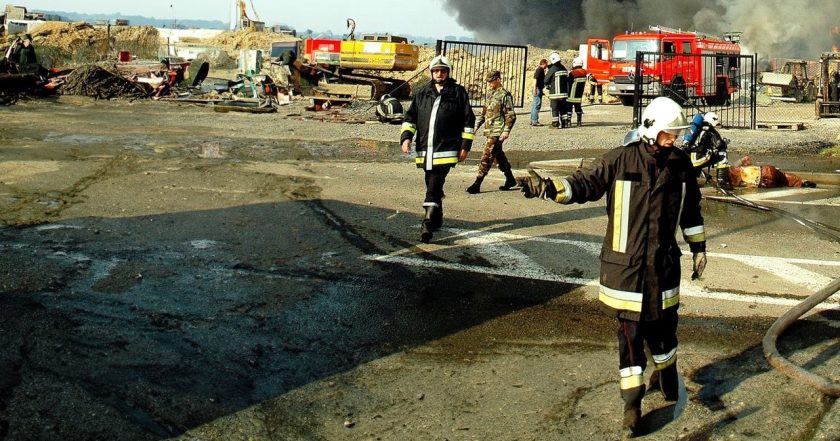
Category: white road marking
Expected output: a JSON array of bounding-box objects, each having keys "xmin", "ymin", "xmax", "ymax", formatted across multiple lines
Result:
[{"xmin": 364, "ymin": 229, "xmax": 840, "ymax": 310}]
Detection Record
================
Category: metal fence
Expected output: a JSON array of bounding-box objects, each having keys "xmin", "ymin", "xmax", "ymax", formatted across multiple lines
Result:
[
  {"xmin": 437, "ymin": 40, "xmax": 528, "ymax": 108},
  {"xmin": 627, "ymin": 51, "xmax": 758, "ymax": 129}
]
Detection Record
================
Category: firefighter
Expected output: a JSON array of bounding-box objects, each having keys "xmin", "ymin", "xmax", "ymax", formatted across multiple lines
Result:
[
  {"xmin": 518, "ymin": 97, "xmax": 707, "ymax": 438},
  {"xmin": 15, "ymin": 34, "xmax": 37, "ymax": 72},
  {"xmin": 568, "ymin": 57, "xmax": 588, "ymax": 127},
  {"xmin": 466, "ymin": 70, "xmax": 517, "ymax": 194},
  {"xmin": 545, "ymin": 52, "xmax": 571, "ymax": 128},
  {"xmin": 400, "ymin": 55, "xmax": 476, "ymax": 243}
]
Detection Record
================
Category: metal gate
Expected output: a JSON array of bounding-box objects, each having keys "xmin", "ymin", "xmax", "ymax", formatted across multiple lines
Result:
[
  {"xmin": 437, "ymin": 40, "xmax": 528, "ymax": 108},
  {"xmin": 629, "ymin": 52, "xmax": 758, "ymax": 129}
]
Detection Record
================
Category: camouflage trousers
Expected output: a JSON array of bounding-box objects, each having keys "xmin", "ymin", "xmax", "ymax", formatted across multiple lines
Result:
[{"xmin": 477, "ymin": 137, "xmax": 511, "ymax": 177}]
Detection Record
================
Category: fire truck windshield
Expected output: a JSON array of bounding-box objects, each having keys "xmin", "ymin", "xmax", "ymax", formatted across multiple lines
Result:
[{"xmin": 612, "ymin": 39, "xmax": 659, "ymax": 61}]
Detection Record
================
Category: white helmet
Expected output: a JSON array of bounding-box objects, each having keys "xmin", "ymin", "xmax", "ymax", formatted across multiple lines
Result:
[
  {"xmin": 548, "ymin": 52, "xmax": 561, "ymax": 64},
  {"xmin": 572, "ymin": 57, "xmax": 583, "ymax": 68},
  {"xmin": 638, "ymin": 97, "xmax": 690, "ymax": 144},
  {"xmin": 428, "ymin": 55, "xmax": 451, "ymax": 71},
  {"xmin": 703, "ymin": 111, "xmax": 720, "ymax": 127}
]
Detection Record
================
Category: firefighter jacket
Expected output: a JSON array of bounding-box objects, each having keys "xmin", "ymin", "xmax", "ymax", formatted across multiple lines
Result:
[
  {"xmin": 567, "ymin": 67, "xmax": 588, "ymax": 104},
  {"xmin": 553, "ymin": 141, "xmax": 706, "ymax": 321},
  {"xmin": 545, "ymin": 61, "xmax": 569, "ymax": 100},
  {"xmin": 475, "ymin": 86, "xmax": 516, "ymax": 137},
  {"xmin": 400, "ymin": 78, "xmax": 476, "ymax": 170}
]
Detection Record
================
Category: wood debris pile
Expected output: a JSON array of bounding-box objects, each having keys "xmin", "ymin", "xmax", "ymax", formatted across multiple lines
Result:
[{"xmin": 61, "ymin": 65, "xmax": 149, "ymax": 99}]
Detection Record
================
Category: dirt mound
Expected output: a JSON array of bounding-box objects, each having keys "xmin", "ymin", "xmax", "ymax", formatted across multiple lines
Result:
[
  {"xmin": 20, "ymin": 22, "xmax": 159, "ymax": 65},
  {"xmin": 203, "ymin": 30, "xmax": 299, "ymax": 56}
]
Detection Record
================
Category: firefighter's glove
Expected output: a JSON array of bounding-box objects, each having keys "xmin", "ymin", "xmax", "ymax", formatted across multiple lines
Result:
[
  {"xmin": 691, "ymin": 252, "xmax": 707, "ymax": 280},
  {"xmin": 518, "ymin": 169, "xmax": 563, "ymax": 202}
]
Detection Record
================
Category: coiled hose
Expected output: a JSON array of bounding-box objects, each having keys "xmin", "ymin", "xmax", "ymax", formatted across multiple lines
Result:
[{"xmin": 705, "ymin": 187, "xmax": 840, "ymax": 397}]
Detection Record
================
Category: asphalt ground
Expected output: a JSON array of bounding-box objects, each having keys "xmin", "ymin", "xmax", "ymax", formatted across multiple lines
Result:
[{"xmin": 0, "ymin": 96, "xmax": 837, "ymax": 441}]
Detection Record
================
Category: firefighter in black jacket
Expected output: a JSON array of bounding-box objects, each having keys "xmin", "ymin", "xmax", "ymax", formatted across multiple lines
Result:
[
  {"xmin": 545, "ymin": 51, "xmax": 570, "ymax": 128},
  {"xmin": 519, "ymin": 97, "xmax": 707, "ymax": 437},
  {"xmin": 400, "ymin": 55, "xmax": 476, "ymax": 243}
]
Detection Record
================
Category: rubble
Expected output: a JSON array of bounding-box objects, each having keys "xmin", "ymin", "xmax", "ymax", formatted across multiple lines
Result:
[{"xmin": 61, "ymin": 64, "xmax": 149, "ymax": 99}]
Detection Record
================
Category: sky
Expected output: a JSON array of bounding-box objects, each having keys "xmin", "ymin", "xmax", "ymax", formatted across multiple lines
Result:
[{"xmin": 23, "ymin": 0, "xmax": 473, "ymax": 38}]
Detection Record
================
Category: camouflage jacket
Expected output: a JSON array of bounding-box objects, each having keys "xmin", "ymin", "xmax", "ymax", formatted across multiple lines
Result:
[{"xmin": 475, "ymin": 86, "xmax": 516, "ymax": 137}]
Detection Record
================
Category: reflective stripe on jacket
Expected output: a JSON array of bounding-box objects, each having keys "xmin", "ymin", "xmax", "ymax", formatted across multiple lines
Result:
[
  {"xmin": 400, "ymin": 78, "xmax": 475, "ymax": 170},
  {"xmin": 555, "ymin": 142, "xmax": 705, "ymax": 321}
]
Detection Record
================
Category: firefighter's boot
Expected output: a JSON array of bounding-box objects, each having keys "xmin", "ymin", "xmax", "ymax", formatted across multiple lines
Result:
[
  {"xmin": 430, "ymin": 205, "xmax": 443, "ymax": 231},
  {"xmin": 499, "ymin": 165, "xmax": 517, "ymax": 190},
  {"xmin": 661, "ymin": 366, "xmax": 680, "ymax": 402},
  {"xmin": 576, "ymin": 112, "xmax": 583, "ymax": 127},
  {"xmin": 561, "ymin": 114, "xmax": 571, "ymax": 128},
  {"xmin": 466, "ymin": 176, "xmax": 483, "ymax": 194},
  {"xmin": 420, "ymin": 206, "xmax": 437, "ymax": 243},
  {"xmin": 621, "ymin": 385, "xmax": 645, "ymax": 438},
  {"xmin": 551, "ymin": 118, "xmax": 560, "ymax": 128}
]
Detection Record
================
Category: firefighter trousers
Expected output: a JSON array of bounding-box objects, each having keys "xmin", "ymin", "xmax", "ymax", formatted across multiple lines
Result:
[
  {"xmin": 423, "ymin": 167, "xmax": 450, "ymax": 209},
  {"xmin": 617, "ymin": 309, "xmax": 680, "ymax": 403}
]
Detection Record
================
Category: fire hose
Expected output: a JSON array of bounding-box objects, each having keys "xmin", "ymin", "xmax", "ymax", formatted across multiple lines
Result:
[{"xmin": 705, "ymin": 188, "xmax": 840, "ymax": 397}]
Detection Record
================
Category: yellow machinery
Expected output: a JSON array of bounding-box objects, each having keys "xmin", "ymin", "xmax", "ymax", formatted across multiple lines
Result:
[
  {"xmin": 339, "ymin": 34, "xmax": 419, "ymax": 71},
  {"xmin": 237, "ymin": 0, "xmax": 264, "ymax": 31},
  {"xmin": 816, "ymin": 52, "xmax": 840, "ymax": 118}
]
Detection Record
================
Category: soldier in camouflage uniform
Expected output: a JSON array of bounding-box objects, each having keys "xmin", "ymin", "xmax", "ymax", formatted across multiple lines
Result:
[{"xmin": 466, "ymin": 70, "xmax": 517, "ymax": 194}]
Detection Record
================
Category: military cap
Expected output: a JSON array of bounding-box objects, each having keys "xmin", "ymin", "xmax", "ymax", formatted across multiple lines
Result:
[{"xmin": 485, "ymin": 70, "xmax": 501, "ymax": 82}]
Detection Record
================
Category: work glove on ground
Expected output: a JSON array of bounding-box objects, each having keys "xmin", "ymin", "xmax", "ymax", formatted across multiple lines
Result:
[
  {"xmin": 518, "ymin": 169, "xmax": 561, "ymax": 201},
  {"xmin": 691, "ymin": 252, "xmax": 707, "ymax": 280}
]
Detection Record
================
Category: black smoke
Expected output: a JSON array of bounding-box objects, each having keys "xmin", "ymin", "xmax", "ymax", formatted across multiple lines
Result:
[{"xmin": 441, "ymin": 0, "xmax": 840, "ymax": 59}]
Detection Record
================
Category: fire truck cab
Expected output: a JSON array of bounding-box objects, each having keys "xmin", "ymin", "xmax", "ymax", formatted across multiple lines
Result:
[{"xmin": 601, "ymin": 25, "xmax": 742, "ymax": 106}]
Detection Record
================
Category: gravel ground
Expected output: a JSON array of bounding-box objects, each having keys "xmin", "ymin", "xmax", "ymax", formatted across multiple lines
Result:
[{"xmin": 296, "ymin": 98, "xmax": 840, "ymax": 158}]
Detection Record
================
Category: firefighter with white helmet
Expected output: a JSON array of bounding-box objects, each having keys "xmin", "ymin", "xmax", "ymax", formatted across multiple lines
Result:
[
  {"xmin": 568, "ymin": 57, "xmax": 588, "ymax": 126},
  {"xmin": 517, "ymin": 96, "xmax": 706, "ymax": 437},
  {"xmin": 637, "ymin": 96, "xmax": 691, "ymax": 144},
  {"xmin": 400, "ymin": 53, "xmax": 475, "ymax": 243},
  {"xmin": 545, "ymin": 52, "xmax": 571, "ymax": 128}
]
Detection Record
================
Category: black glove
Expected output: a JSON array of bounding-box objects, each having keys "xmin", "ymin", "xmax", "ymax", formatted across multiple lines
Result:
[
  {"xmin": 519, "ymin": 169, "xmax": 559, "ymax": 201},
  {"xmin": 691, "ymin": 252, "xmax": 707, "ymax": 280}
]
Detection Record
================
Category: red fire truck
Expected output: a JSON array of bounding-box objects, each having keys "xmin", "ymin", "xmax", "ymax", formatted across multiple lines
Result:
[{"xmin": 585, "ymin": 25, "xmax": 743, "ymax": 106}]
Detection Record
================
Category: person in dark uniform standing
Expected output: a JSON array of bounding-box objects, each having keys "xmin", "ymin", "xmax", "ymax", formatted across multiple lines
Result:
[
  {"xmin": 466, "ymin": 70, "xmax": 517, "ymax": 194},
  {"xmin": 518, "ymin": 97, "xmax": 708, "ymax": 438},
  {"xmin": 545, "ymin": 51, "xmax": 570, "ymax": 128},
  {"xmin": 15, "ymin": 34, "xmax": 37, "ymax": 72},
  {"xmin": 400, "ymin": 55, "xmax": 476, "ymax": 243},
  {"xmin": 568, "ymin": 57, "xmax": 589, "ymax": 126}
]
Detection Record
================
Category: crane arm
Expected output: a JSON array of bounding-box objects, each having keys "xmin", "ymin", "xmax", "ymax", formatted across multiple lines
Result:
[
  {"xmin": 238, "ymin": 0, "xmax": 249, "ymax": 20},
  {"xmin": 250, "ymin": 0, "xmax": 261, "ymax": 21}
]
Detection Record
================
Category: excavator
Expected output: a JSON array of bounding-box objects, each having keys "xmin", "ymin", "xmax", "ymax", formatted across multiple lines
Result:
[
  {"xmin": 236, "ymin": 0, "xmax": 264, "ymax": 31},
  {"xmin": 815, "ymin": 52, "xmax": 840, "ymax": 118}
]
